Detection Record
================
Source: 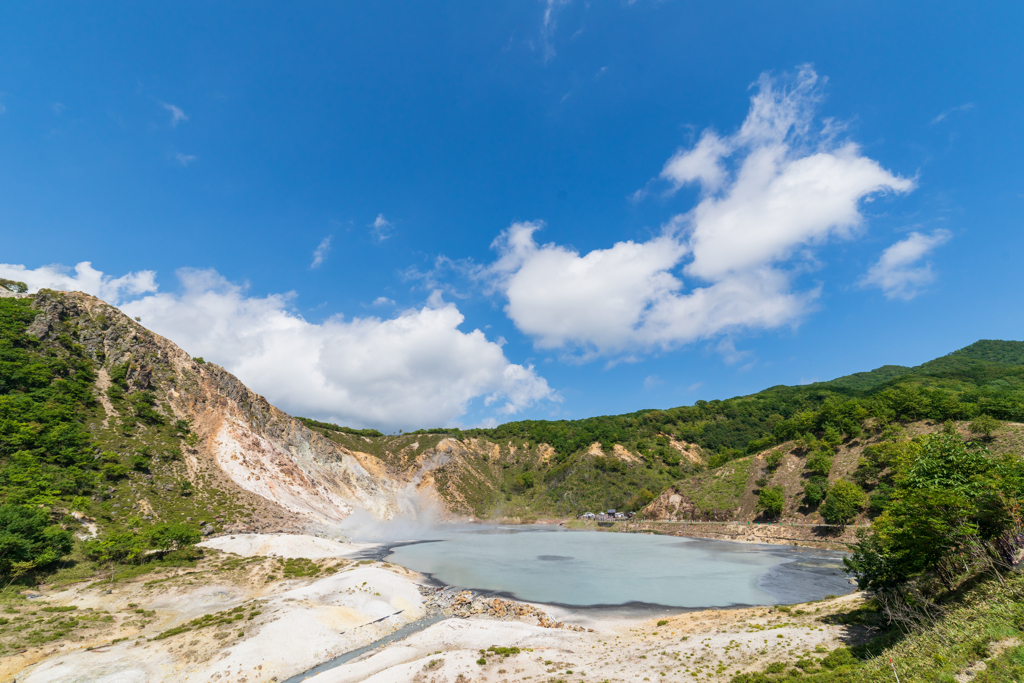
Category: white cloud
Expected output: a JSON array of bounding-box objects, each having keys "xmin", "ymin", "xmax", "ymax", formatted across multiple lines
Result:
[
  {"xmin": 3, "ymin": 261, "xmax": 555, "ymax": 430},
  {"xmin": 488, "ymin": 66, "xmax": 913, "ymax": 358},
  {"xmin": 660, "ymin": 132, "xmax": 731, "ymax": 193},
  {"xmin": 643, "ymin": 374, "xmax": 663, "ymax": 390},
  {"xmin": 175, "ymin": 153, "xmax": 198, "ymax": 166},
  {"xmin": 0, "ymin": 261, "xmax": 157, "ymax": 305},
  {"xmin": 161, "ymin": 102, "xmax": 188, "ymax": 127},
  {"xmin": 113, "ymin": 269, "xmax": 552, "ymax": 430},
  {"xmin": 372, "ymin": 296, "xmax": 395, "ymax": 306},
  {"xmin": 931, "ymin": 103, "xmax": 974, "ymax": 124},
  {"xmin": 541, "ymin": 0, "xmax": 571, "ymax": 63},
  {"xmin": 311, "ymin": 236, "xmax": 332, "ymax": 268},
  {"xmin": 859, "ymin": 229, "xmax": 951, "ymax": 300},
  {"xmin": 371, "ymin": 214, "xmax": 393, "ymax": 242}
]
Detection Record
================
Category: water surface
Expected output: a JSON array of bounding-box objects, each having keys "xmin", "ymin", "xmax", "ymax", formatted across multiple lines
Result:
[{"xmin": 386, "ymin": 526, "xmax": 853, "ymax": 608}]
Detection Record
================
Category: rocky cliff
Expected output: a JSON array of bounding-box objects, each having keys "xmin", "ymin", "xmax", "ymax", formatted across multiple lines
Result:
[{"xmin": 21, "ymin": 289, "xmax": 439, "ymax": 532}]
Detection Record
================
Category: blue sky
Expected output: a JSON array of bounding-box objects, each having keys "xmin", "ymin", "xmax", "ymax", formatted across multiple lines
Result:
[{"xmin": 2, "ymin": 2, "xmax": 1023, "ymax": 431}]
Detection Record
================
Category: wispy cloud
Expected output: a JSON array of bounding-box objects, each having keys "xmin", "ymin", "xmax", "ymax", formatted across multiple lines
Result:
[
  {"xmin": 371, "ymin": 213, "xmax": 394, "ymax": 242},
  {"xmin": 161, "ymin": 102, "xmax": 189, "ymax": 128},
  {"xmin": 372, "ymin": 296, "xmax": 395, "ymax": 306},
  {"xmin": 311, "ymin": 236, "xmax": 333, "ymax": 268},
  {"xmin": 175, "ymin": 153, "xmax": 198, "ymax": 166},
  {"xmin": 51, "ymin": 102, "xmax": 66, "ymax": 115},
  {"xmin": 643, "ymin": 374, "xmax": 663, "ymax": 390},
  {"xmin": 931, "ymin": 103, "xmax": 974, "ymax": 124},
  {"xmin": 859, "ymin": 229, "xmax": 952, "ymax": 300},
  {"xmin": 541, "ymin": 0, "xmax": 571, "ymax": 63}
]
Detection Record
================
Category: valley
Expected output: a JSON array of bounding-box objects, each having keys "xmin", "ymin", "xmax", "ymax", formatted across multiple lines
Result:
[{"xmin": 2, "ymin": 283, "xmax": 1024, "ymax": 682}]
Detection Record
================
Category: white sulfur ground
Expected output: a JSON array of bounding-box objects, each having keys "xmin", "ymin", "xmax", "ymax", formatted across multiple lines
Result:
[
  {"xmin": 9, "ymin": 534, "xmax": 868, "ymax": 683},
  {"xmin": 198, "ymin": 532, "xmax": 381, "ymax": 559}
]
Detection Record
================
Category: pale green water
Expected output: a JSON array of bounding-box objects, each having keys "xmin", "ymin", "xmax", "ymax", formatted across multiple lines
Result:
[{"xmin": 386, "ymin": 527, "xmax": 853, "ymax": 608}]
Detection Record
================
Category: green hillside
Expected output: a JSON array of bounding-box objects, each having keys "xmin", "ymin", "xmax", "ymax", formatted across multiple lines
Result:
[{"xmin": 461, "ymin": 339, "xmax": 1024, "ymax": 467}]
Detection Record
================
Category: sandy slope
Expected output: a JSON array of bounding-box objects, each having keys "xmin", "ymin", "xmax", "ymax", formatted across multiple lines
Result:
[{"xmin": 198, "ymin": 533, "xmax": 380, "ymax": 559}]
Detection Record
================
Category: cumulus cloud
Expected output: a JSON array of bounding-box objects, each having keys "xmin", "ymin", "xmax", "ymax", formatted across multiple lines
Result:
[
  {"xmin": 311, "ymin": 236, "xmax": 332, "ymax": 268},
  {"xmin": 124, "ymin": 271, "xmax": 552, "ymax": 429},
  {"xmin": 371, "ymin": 214, "xmax": 393, "ymax": 242},
  {"xmin": 3, "ymin": 260, "xmax": 552, "ymax": 430},
  {"xmin": 161, "ymin": 102, "xmax": 188, "ymax": 127},
  {"xmin": 0, "ymin": 261, "xmax": 157, "ymax": 304},
  {"xmin": 488, "ymin": 67, "xmax": 914, "ymax": 358},
  {"xmin": 859, "ymin": 229, "xmax": 951, "ymax": 300}
]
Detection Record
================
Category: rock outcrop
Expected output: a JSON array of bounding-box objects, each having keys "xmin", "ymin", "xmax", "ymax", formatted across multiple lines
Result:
[{"xmin": 25, "ymin": 290, "xmax": 432, "ymax": 529}]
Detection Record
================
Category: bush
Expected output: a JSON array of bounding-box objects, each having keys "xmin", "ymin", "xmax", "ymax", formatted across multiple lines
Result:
[
  {"xmin": 968, "ymin": 414, "xmax": 1000, "ymax": 439},
  {"xmin": 0, "ymin": 504, "xmax": 74, "ymax": 578},
  {"xmin": 806, "ymin": 451, "xmax": 834, "ymax": 477},
  {"xmin": 627, "ymin": 488, "xmax": 656, "ymax": 511},
  {"xmin": 820, "ymin": 481, "xmax": 865, "ymax": 525},
  {"xmin": 765, "ymin": 450, "xmax": 784, "ymax": 471},
  {"xmin": 757, "ymin": 486, "xmax": 785, "ymax": 519},
  {"xmin": 802, "ymin": 477, "xmax": 828, "ymax": 508}
]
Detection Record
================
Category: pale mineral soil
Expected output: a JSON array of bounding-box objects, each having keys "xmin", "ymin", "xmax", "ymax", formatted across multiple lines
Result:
[
  {"xmin": 3, "ymin": 534, "xmax": 872, "ymax": 683},
  {"xmin": 312, "ymin": 592, "xmax": 872, "ymax": 683}
]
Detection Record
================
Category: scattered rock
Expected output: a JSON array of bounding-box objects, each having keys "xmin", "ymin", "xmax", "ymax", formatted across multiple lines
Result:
[{"xmin": 419, "ymin": 586, "xmax": 585, "ymax": 631}]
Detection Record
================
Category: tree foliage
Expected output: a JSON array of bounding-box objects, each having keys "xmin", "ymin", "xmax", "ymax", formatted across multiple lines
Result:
[
  {"xmin": 756, "ymin": 486, "xmax": 785, "ymax": 519},
  {"xmin": 844, "ymin": 431, "xmax": 1024, "ymax": 594},
  {"xmin": 0, "ymin": 504, "xmax": 73, "ymax": 578}
]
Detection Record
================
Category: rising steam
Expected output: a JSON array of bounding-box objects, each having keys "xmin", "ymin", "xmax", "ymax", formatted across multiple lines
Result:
[{"xmin": 338, "ymin": 449, "xmax": 454, "ymax": 542}]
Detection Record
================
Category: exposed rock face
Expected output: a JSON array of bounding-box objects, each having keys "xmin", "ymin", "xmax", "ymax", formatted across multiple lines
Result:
[{"xmin": 25, "ymin": 290, "xmax": 423, "ymax": 528}]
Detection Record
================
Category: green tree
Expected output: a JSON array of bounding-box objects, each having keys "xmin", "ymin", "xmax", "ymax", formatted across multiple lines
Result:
[
  {"xmin": 756, "ymin": 486, "xmax": 785, "ymax": 519},
  {"xmin": 0, "ymin": 279, "xmax": 28, "ymax": 293},
  {"xmin": 968, "ymin": 414, "xmax": 1000, "ymax": 440},
  {"xmin": 802, "ymin": 477, "xmax": 828, "ymax": 508},
  {"xmin": 806, "ymin": 451, "xmax": 833, "ymax": 477},
  {"xmin": 0, "ymin": 504, "xmax": 73, "ymax": 580},
  {"xmin": 627, "ymin": 488, "xmax": 656, "ymax": 512},
  {"xmin": 146, "ymin": 523, "xmax": 201, "ymax": 554},
  {"xmin": 820, "ymin": 480, "xmax": 865, "ymax": 525}
]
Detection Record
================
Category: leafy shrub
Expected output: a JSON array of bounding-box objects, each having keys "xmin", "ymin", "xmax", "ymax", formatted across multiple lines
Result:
[
  {"xmin": 820, "ymin": 480, "xmax": 865, "ymax": 525},
  {"xmin": 802, "ymin": 477, "xmax": 828, "ymax": 508},
  {"xmin": 756, "ymin": 486, "xmax": 785, "ymax": 519},
  {"xmin": 806, "ymin": 451, "xmax": 834, "ymax": 477},
  {"xmin": 627, "ymin": 488, "xmax": 656, "ymax": 511},
  {"xmin": 0, "ymin": 504, "xmax": 74, "ymax": 578},
  {"xmin": 968, "ymin": 414, "xmax": 1000, "ymax": 439}
]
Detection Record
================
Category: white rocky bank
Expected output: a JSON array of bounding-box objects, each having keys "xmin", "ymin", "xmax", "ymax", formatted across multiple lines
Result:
[{"xmin": 12, "ymin": 534, "xmax": 865, "ymax": 683}]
